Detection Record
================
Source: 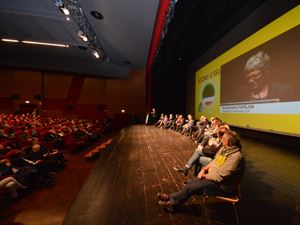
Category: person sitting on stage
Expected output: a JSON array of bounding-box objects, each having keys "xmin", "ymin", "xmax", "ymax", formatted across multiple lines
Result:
[
  {"xmin": 191, "ymin": 115, "xmax": 209, "ymax": 141},
  {"xmin": 165, "ymin": 114, "xmax": 174, "ymax": 129},
  {"xmin": 155, "ymin": 113, "xmax": 164, "ymax": 128},
  {"xmin": 174, "ymin": 125, "xmax": 230, "ymax": 176},
  {"xmin": 194, "ymin": 117, "xmax": 222, "ymax": 144},
  {"xmin": 181, "ymin": 114, "xmax": 194, "ymax": 136},
  {"xmin": 157, "ymin": 130, "xmax": 245, "ymax": 212},
  {"xmin": 175, "ymin": 115, "xmax": 185, "ymax": 132}
]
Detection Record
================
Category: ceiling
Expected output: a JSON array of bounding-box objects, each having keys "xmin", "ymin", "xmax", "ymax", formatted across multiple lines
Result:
[
  {"xmin": 0, "ymin": 0, "xmax": 160, "ymax": 78},
  {"xmin": 1, "ymin": 0, "xmax": 294, "ymax": 82}
]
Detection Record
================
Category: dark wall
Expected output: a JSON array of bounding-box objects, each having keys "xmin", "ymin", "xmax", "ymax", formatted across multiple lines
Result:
[
  {"xmin": 151, "ymin": 0, "xmax": 270, "ymax": 116},
  {"xmin": 232, "ymin": 126, "xmax": 300, "ymax": 150}
]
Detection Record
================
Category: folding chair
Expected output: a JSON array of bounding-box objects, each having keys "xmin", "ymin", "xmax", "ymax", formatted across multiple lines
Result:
[{"xmin": 201, "ymin": 184, "xmax": 241, "ymax": 225}]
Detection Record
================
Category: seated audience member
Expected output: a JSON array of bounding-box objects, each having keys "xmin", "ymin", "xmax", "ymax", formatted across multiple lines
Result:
[
  {"xmin": 0, "ymin": 158, "xmax": 37, "ymax": 188},
  {"xmin": 28, "ymin": 143, "xmax": 66, "ymax": 171},
  {"xmin": 8, "ymin": 150, "xmax": 55, "ymax": 188},
  {"xmin": 157, "ymin": 130, "xmax": 245, "ymax": 212},
  {"xmin": 0, "ymin": 176, "xmax": 26, "ymax": 199},
  {"xmin": 174, "ymin": 125, "xmax": 230, "ymax": 176}
]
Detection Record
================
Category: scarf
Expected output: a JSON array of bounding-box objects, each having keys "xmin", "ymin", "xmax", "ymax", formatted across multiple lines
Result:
[{"xmin": 214, "ymin": 146, "xmax": 240, "ymax": 167}]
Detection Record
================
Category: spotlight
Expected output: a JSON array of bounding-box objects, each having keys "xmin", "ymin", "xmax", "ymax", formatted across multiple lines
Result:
[
  {"xmin": 54, "ymin": 1, "xmax": 70, "ymax": 16},
  {"xmin": 59, "ymin": 4, "xmax": 70, "ymax": 16},
  {"xmin": 77, "ymin": 30, "xmax": 88, "ymax": 42},
  {"xmin": 92, "ymin": 50, "xmax": 100, "ymax": 59},
  {"xmin": 53, "ymin": 0, "xmax": 106, "ymax": 60}
]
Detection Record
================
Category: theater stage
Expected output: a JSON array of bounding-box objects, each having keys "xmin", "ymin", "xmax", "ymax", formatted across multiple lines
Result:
[{"xmin": 62, "ymin": 125, "xmax": 300, "ymax": 225}]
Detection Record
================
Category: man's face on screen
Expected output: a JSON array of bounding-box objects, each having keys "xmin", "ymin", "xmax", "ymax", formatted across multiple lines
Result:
[{"xmin": 245, "ymin": 69, "xmax": 268, "ymax": 93}]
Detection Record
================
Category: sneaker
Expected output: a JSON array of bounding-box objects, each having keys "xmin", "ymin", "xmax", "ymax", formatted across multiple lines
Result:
[{"xmin": 173, "ymin": 166, "xmax": 188, "ymax": 176}]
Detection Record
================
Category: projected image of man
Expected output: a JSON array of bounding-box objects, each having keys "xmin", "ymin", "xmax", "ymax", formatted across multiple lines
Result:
[{"xmin": 234, "ymin": 51, "xmax": 295, "ymax": 102}]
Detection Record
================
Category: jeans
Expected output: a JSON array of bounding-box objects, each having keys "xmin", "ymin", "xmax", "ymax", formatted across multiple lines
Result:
[
  {"xmin": 194, "ymin": 156, "xmax": 212, "ymax": 176},
  {"xmin": 187, "ymin": 146, "xmax": 206, "ymax": 168},
  {"xmin": 170, "ymin": 178, "xmax": 227, "ymax": 205}
]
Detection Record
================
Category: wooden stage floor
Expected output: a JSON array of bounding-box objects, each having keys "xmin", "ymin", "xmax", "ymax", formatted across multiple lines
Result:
[{"xmin": 62, "ymin": 125, "xmax": 300, "ymax": 225}]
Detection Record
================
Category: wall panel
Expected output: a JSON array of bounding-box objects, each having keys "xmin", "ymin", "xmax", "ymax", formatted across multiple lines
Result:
[{"xmin": 44, "ymin": 73, "xmax": 72, "ymax": 99}]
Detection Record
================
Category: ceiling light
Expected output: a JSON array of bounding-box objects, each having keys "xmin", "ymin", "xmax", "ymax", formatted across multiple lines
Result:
[
  {"xmin": 59, "ymin": 4, "xmax": 70, "ymax": 16},
  {"xmin": 92, "ymin": 50, "xmax": 100, "ymax": 59},
  {"xmin": 54, "ymin": 1, "xmax": 70, "ymax": 16},
  {"xmin": 62, "ymin": 0, "xmax": 106, "ymax": 61},
  {"xmin": 1, "ymin": 38, "xmax": 19, "ymax": 43},
  {"xmin": 22, "ymin": 40, "xmax": 69, "ymax": 48},
  {"xmin": 77, "ymin": 30, "xmax": 88, "ymax": 42},
  {"xmin": 55, "ymin": 0, "xmax": 106, "ymax": 60},
  {"xmin": 25, "ymin": 100, "xmax": 30, "ymax": 104}
]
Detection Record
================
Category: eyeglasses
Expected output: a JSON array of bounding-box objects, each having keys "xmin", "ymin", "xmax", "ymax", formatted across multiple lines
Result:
[{"xmin": 245, "ymin": 70, "xmax": 263, "ymax": 81}]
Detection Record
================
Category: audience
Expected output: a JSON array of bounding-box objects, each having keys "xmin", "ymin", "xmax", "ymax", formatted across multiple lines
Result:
[
  {"xmin": 0, "ymin": 112, "xmax": 111, "ymax": 203},
  {"xmin": 1, "ymin": 109, "xmax": 244, "ymax": 217},
  {"xmin": 0, "ymin": 176, "xmax": 26, "ymax": 199}
]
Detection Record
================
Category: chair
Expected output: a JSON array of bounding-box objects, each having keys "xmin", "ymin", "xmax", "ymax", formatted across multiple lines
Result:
[{"xmin": 200, "ymin": 184, "xmax": 241, "ymax": 225}]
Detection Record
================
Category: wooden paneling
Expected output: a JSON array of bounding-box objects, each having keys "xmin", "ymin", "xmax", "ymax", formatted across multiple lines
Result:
[
  {"xmin": 44, "ymin": 73, "xmax": 72, "ymax": 99},
  {"xmin": 0, "ymin": 69, "xmax": 13, "ymax": 97},
  {"xmin": 13, "ymin": 70, "xmax": 41, "ymax": 101},
  {"xmin": 106, "ymin": 69, "xmax": 146, "ymax": 120},
  {"xmin": 78, "ymin": 78, "xmax": 107, "ymax": 104},
  {"xmin": 0, "ymin": 68, "xmax": 146, "ymax": 121}
]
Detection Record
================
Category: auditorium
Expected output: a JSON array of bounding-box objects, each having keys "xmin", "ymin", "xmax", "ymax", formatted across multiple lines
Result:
[{"xmin": 0, "ymin": 1, "xmax": 299, "ymax": 225}]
